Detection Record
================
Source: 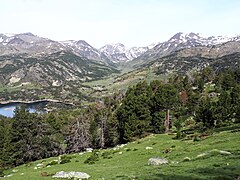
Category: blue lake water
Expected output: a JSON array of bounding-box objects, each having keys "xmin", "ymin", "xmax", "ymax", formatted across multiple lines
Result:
[{"xmin": 0, "ymin": 102, "xmax": 47, "ymax": 118}]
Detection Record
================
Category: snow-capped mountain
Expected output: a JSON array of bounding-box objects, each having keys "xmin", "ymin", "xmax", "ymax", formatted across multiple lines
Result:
[
  {"xmin": 1, "ymin": 31, "xmax": 240, "ymax": 89},
  {"xmin": 168, "ymin": 32, "xmax": 238, "ymax": 46},
  {"xmin": 0, "ymin": 33, "xmax": 119, "ymax": 86},
  {"xmin": 1, "ymin": 32, "xmax": 240, "ymax": 66},
  {"xmin": 130, "ymin": 32, "xmax": 240, "ymax": 67},
  {"xmin": 60, "ymin": 40, "xmax": 101, "ymax": 60},
  {"xmin": 0, "ymin": 33, "xmax": 148, "ymax": 64},
  {"xmin": 99, "ymin": 43, "xmax": 148, "ymax": 63},
  {"xmin": 0, "ymin": 33, "xmax": 65, "ymax": 55}
]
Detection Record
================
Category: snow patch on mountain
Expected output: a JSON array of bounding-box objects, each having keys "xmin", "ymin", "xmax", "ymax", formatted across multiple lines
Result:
[
  {"xmin": 169, "ymin": 32, "xmax": 236, "ymax": 46},
  {"xmin": 99, "ymin": 43, "xmax": 148, "ymax": 62}
]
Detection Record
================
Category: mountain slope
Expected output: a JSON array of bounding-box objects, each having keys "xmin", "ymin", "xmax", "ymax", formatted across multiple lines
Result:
[
  {"xmin": 99, "ymin": 43, "xmax": 148, "ymax": 63},
  {"xmin": 60, "ymin": 40, "xmax": 101, "ymax": 60},
  {"xmin": 0, "ymin": 33, "xmax": 65, "ymax": 56},
  {"xmin": 0, "ymin": 51, "xmax": 119, "ymax": 86},
  {"xmin": 129, "ymin": 32, "xmax": 240, "ymax": 68},
  {"xmin": 144, "ymin": 43, "xmax": 240, "ymax": 75}
]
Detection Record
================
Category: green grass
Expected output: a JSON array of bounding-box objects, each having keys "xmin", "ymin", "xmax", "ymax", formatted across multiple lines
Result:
[
  {"xmin": 83, "ymin": 68, "xmax": 166, "ymax": 98},
  {"xmin": 0, "ymin": 83, "xmax": 41, "ymax": 93},
  {"xmin": 3, "ymin": 124, "xmax": 240, "ymax": 180}
]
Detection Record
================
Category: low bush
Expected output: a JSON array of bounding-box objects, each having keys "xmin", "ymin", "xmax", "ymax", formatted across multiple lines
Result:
[
  {"xmin": 46, "ymin": 160, "xmax": 58, "ymax": 166},
  {"xmin": 102, "ymin": 151, "xmax": 113, "ymax": 159},
  {"xmin": 0, "ymin": 168, "xmax": 4, "ymax": 177},
  {"xmin": 59, "ymin": 155, "xmax": 72, "ymax": 164},
  {"xmin": 84, "ymin": 150, "xmax": 99, "ymax": 164}
]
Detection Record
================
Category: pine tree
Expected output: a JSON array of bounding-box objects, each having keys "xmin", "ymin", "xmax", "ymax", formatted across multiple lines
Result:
[
  {"xmin": 151, "ymin": 84, "xmax": 179, "ymax": 132},
  {"xmin": 4, "ymin": 106, "xmax": 61, "ymax": 166},
  {"xmin": 196, "ymin": 98, "xmax": 216, "ymax": 128}
]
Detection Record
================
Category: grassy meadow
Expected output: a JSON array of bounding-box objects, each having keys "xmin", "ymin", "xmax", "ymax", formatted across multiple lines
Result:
[{"xmin": 3, "ymin": 124, "xmax": 240, "ymax": 180}]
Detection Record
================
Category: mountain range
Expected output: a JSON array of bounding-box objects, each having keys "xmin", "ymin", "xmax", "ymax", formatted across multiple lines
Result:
[{"xmin": 0, "ymin": 32, "xmax": 240, "ymax": 87}]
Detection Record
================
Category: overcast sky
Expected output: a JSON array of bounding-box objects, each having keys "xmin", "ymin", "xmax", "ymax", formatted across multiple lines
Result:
[{"xmin": 1, "ymin": 0, "xmax": 240, "ymax": 48}]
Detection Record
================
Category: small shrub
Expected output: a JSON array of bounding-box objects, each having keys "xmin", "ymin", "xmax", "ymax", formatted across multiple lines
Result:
[
  {"xmin": 102, "ymin": 151, "xmax": 113, "ymax": 159},
  {"xmin": 59, "ymin": 155, "xmax": 72, "ymax": 164},
  {"xmin": 70, "ymin": 155, "xmax": 77, "ymax": 159},
  {"xmin": 184, "ymin": 118, "xmax": 196, "ymax": 128},
  {"xmin": 231, "ymin": 129, "xmax": 240, "ymax": 133},
  {"xmin": 112, "ymin": 149, "xmax": 120, "ymax": 154},
  {"xmin": 25, "ymin": 162, "xmax": 33, "ymax": 167},
  {"xmin": 213, "ymin": 163, "xmax": 221, "ymax": 167},
  {"xmin": 0, "ymin": 168, "xmax": 4, "ymax": 177},
  {"xmin": 174, "ymin": 132, "xmax": 186, "ymax": 139},
  {"xmin": 41, "ymin": 172, "xmax": 52, "ymax": 177},
  {"xmin": 176, "ymin": 131, "xmax": 182, "ymax": 139},
  {"xmin": 84, "ymin": 150, "xmax": 99, "ymax": 164},
  {"xmin": 46, "ymin": 160, "xmax": 58, "ymax": 166},
  {"xmin": 152, "ymin": 142, "xmax": 157, "ymax": 145},
  {"xmin": 205, "ymin": 129, "xmax": 214, "ymax": 136},
  {"xmin": 163, "ymin": 148, "xmax": 172, "ymax": 154},
  {"xmin": 193, "ymin": 135, "xmax": 201, "ymax": 142}
]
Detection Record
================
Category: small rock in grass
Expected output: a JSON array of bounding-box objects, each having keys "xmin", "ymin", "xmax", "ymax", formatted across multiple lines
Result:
[
  {"xmin": 12, "ymin": 169, "xmax": 18, "ymax": 173},
  {"xmin": 196, "ymin": 153, "xmax": 207, "ymax": 158},
  {"xmin": 20, "ymin": 173, "xmax": 24, "ymax": 176},
  {"xmin": 86, "ymin": 148, "xmax": 93, "ymax": 152},
  {"xmin": 36, "ymin": 163, "xmax": 43, "ymax": 167},
  {"xmin": 52, "ymin": 171, "xmax": 90, "ymax": 179},
  {"xmin": 119, "ymin": 152, "xmax": 123, "ymax": 155},
  {"xmin": 209, "ymin": 149, "xmax": 232, "ymax": 156},
  {"xmin": 183, "ymin": 157, "xmax": 191, "ymax": 162},
  {"xmin": 145, "ymin": 146, "xmax": 153, "ymax": 150},
  {"xmin": 148, "ymin": 157, "xmax": 168, "ymax": 166},
  {"xmin": 219, "ymin": 150, "xmax": 231, "ymax": 155},
  {"xmin": 4, "ymin": 174, "xmax": 13, "ymax": 178}
]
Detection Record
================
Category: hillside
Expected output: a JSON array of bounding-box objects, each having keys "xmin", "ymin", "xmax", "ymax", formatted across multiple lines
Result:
[
  {"xmin": 0, "ymin": 51, "xmax": 119, "ymax": 86},
  {"xmin": 3, "ymin": 124, "xmax": 240, "ymax": 179},
  {"xmin": 1, "ymin": 32, "xmax": 240, "ymax": 102}
]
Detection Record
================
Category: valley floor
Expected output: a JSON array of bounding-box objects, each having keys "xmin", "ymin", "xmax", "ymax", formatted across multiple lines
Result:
[{"xmin": 3, "ymin": 124, "xmax": 240, "ymax": 180}]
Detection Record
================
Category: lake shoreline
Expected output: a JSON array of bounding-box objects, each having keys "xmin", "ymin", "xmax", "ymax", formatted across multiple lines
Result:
[
  {"xmin": 0, "ymin": 99, "xmax": 75, "ymax": 118},
  {"xmin": 0, "ymin": 99, "xmax": 74, "ymax": 106}
]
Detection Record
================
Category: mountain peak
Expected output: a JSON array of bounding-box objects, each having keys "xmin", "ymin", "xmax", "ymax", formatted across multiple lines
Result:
[
  {"xmin": 169, "ymin": 32, "xmax": 200, "ymax": 42},
  {"xmin": 76, "ymin": 40, "xmax": 90, "ymax": 46},
  {"xmin": 18, "ymin": 32, "xmax": 35, "ymax": 36}
]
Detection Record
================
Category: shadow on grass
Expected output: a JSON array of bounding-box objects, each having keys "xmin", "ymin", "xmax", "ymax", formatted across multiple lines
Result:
[
  {"xmin": 214, "ymin": 123, "xmax": 240, "ymax": 133},
  {"xmin": 136, "ymin": 173, "xmax": 204, "ymax": 180},
  {"xmin": 193, "ymin": 165, "xmax": 240, "ymax": 180},
  {"xmin": 136, "ymin": 165, "xmax": 240, "ymax": 180}
]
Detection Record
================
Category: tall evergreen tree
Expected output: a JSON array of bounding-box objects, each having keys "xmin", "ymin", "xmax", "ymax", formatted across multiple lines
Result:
[
  {"xmin": 151, "ymin": 83, "xmax": 179, "ymax": 131},
  {"xmin": 5, "ymin": 106, "xmax": 61, "ymax": 166}
]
